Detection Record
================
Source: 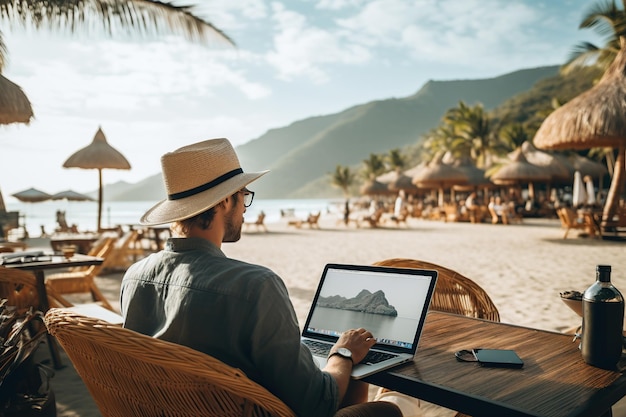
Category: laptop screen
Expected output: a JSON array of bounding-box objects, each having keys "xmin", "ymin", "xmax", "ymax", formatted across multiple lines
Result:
[{"xmin": 302, "ymin": 263, "xmax": 437, "ymax": 353}]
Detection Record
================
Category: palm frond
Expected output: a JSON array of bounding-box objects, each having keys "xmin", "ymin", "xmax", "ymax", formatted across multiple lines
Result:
[{"xmin": 0, "ymin": 0, "xmax": 234, "ymax": 46}]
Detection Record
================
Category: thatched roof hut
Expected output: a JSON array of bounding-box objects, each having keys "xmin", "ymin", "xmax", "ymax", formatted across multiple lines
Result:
[{"xmin": 534, "ymin": 38, "xmax": 626, "ymax": 226}]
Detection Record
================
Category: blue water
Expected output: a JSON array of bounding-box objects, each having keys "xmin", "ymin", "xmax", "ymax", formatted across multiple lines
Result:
[{"xmin": 6, "ymin": 198, "xmax": 344, "ymax": 236}]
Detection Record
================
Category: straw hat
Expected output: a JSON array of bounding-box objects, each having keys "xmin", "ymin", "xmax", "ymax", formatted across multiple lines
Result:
[{"xmin": 140, "ymin": 138, "xmax": 268, "ymax": 225}]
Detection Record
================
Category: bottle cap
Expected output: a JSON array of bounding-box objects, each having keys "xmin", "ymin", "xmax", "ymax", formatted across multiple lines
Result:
[{"xmin": 597, "ymin": 265, "xmax": 611, "ymax": 282}]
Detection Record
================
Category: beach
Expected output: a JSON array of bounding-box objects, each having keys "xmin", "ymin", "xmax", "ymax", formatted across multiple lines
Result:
[{"xmin": 30, "ymin": 213, "xmax": 626, "ymax": 416}]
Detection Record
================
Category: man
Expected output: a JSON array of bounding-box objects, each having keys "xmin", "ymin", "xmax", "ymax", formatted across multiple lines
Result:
[{"xmin": 120, "ymin": 138, "xmax": 401, "ymax": 417}]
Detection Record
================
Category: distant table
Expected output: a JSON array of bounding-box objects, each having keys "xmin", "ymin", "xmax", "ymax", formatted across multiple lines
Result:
[
  {"xmin": 5, "ymin": 253, "xmax": 104, "ymax": 369},
  {"xmin": 50, "ymin": 234, "xmax": 99, "ymax": 254},
  {"xmin": 364, "ymin": 312, "xmax": 626, "ymax": 417},
  {"xmin": 0, "ymin": 241, "xmax": 27, "ymax": 251}
]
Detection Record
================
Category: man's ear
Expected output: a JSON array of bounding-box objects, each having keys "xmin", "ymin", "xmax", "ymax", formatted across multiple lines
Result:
[{"xmin": 216, "ymin": 198, "xmax": 229, "ymax": 210}]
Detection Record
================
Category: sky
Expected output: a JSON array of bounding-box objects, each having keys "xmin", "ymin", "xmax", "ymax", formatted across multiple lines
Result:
[{"xmin": 0, "ymin": 0, "xmax": 604, "ymax": 202}]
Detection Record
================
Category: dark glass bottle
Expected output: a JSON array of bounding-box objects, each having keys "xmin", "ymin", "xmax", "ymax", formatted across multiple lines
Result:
[{"xmin": 582, "ymin": 265, "xmax": 624, "ymax": 370}]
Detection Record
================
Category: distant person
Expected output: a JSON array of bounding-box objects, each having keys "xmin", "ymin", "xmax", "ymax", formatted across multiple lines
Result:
[
  {"xmin": 464, "ymin": 192, "xmax": 480, "ymax": 223},
  {"xmin": 120, "ymin": 138, "xmax": 401, "ymax": 417},
  {"xmin": 488, "ymin": 196, "xmax": 510, "ymax": 224}
]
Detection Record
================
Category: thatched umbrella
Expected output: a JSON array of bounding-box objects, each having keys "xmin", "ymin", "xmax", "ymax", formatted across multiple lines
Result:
[
  {"xmin": 489, "ymin": 148, "xmax": 551, "ymax": 200},
  {"xmin": 0, "ymin": 74, "xmax": 35, "ymax": 215},
  {"xmin": 412, "ymin": 156, "xmax": 468, "ymax": 206},
  {"xmin": 520, "ymin": 141, "xmax": 572, "ymax": 184},
  {"xmin": 11, "ymin": 187, "xmax": 51, "ymax": 203},
  {"xmin": 534, "ymin": 38, "xmax": 626, "ymax": 226},
  {"xmin": 569, "ymin": 153, "xmax": 608, "ymax": 178},
  {"xmin": 51, "ymin": 190, "xmax": 94, "ymax": 202},
  {"xmin": 360, "ymin": 179, "xmax": 392, "ymax": 197},
  {"xmin": 377, "ymin": 170, "xmax": 419, "ymax": 194},
  {"xmin": 0, "ymin": 74, "xmax": 34, "ymax": 125},
  {"xmin": 63, "ymin": 126, "xmax": 131, "ymax": 231}
]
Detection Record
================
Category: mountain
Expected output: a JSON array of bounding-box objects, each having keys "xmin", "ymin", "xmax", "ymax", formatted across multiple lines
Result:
[
  {"xmin": 317, "ymin": 289, "xmax": 398, "ymax": 316},
  {"xmin": 100, "ymin": 65, "xmax": 564, "ymax": 201},
  {"xmin": 236, "ymin": 65, "xmax": 560, "ymax": 199}
]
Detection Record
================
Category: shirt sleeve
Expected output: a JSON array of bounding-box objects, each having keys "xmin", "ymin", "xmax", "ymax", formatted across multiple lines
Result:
[{"xmin": 248, "ymin": 272, "xmax": 340, "ymax": 417}]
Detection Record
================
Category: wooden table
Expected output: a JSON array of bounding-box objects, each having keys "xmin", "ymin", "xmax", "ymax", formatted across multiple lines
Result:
[
  {"xmin": 50, "ymin": 234, "xmax": 99, "ymax": 254},
  {"xmin": 364, "ymin": 312, "xmax": 626, "ymax": 417},
  {"xmin": 4, "ymin": 254, "xmax": 104, "ymax": 369}
]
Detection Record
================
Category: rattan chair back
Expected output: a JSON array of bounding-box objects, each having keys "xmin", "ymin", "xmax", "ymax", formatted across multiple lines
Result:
[
  {"xmin": 44, "ymin": 308, "xmax": 296, "ymax": 417},
  {"xmin": 373, "ymin": 258, "xmax": 500, "ymax": 322},
  {"xmin": 0, "ymin": 267, "xmax": 67, "ymax": 311}
]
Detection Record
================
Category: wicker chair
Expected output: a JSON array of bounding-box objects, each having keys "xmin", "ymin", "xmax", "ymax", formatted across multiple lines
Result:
[
  {"xmin": 373, "ymin": 259, "xmax": 499, "ymax": 417},
  {"xmin": 45, "ymin": 309, "xmax": 402, "ymax": 417},
  {"xmin": 0, "ymin": 266, "xmax": 68, "ymax": 312},
  {"xmin": 373, "ymin": 258, "xmax": 500, "ymax": 322},
  {"xmin": 45, "ymin": 236, "xmax": 117, "ymax": 311}
]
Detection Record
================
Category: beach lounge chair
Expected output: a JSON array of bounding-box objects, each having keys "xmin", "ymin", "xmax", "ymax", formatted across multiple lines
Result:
[
  {"xmin": 44, "ymin": 309, "xmax": 401, "ymax": 417},
  {"xmin": 287, "ymin": 211, "xmax": 321, "ymax": 229},
  {"xmin": 245, "ymin": 211, "xmax": 268, "ymax": 232},
  {"xmin": 44, "ymin": 236, "xmax": 117, "ymax": 311},
  {"xmin": 102, "ymin": 230, "xmax": 145, "ymax": 272},
  {"xmin": 556, "ymin": 207, "xmax": 588, "ymax": 239}
]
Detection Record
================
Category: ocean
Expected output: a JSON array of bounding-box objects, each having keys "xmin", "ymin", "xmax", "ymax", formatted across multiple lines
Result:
[{"xmin": 5, "ymin": 198, "xmax": 344, "ymax": 237}]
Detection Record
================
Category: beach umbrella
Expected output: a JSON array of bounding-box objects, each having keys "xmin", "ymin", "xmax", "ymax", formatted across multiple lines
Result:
[
  {"xmin": 0, "ymin": 74, "xmax": 35, "ymax": 216},
  {"xmin": 569, "ymin": 154, "xmax": 608, "ymax": 179},
  {"xmin": 63, "ymin": 126, "xmax": 131, "ymax": 231},
  {"xmin": 489, "ymin": 148, "xmax": 550, "ymax": 200},
  {"xmin": 533, "ymin": 38, "xmax": 626, "ymax": 226},
  {"xmin": 360, "ymin": 179, "xmax": 392, "ymax": 196},
  {"xmin": 0, "ymin": 74, "xmax": 34, "ymax": 126},
  {"xmin": 584, "ymin": 175, "xmax": 597, "ymax": 206},
  {"xmin": 441, "ymin": 155, "xmax": 492, "ymax": 193},
  {"xmin": 520, "ymin": 141, "xmax": 572, "ymax": 184},
  {"xmin": 51, "ymin": 190, "xmax": 95, "ymax": 202},
  {"xmin": 412, "ymin": 156, "xmax": 468, "ymax": 206},
  {"xmin": 572, "ymin": 171, "xmax": 587, "ymax": 208},
  {"xmin": 377, "ymin": 170, "xmax": 419, "ymax": 194},
  {"xmin": 11, "ymin": 187, "xmax": 52, "ymax": 203}
]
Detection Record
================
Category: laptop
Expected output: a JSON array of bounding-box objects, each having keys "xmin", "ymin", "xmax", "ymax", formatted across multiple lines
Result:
[{"xmin": 301, "ymin": 263, "xmax": 438, "ymax": 379}]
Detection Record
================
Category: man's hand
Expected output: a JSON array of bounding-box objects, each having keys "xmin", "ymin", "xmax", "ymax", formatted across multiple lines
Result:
[{"xmin": 331, "ymin": 328, "xmax": 377, "ymax": 365}]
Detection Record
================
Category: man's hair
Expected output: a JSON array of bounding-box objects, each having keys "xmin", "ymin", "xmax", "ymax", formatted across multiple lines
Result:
[{"xmin": 171, "ymin": 191, "xmax": 240, "ymax": 235}]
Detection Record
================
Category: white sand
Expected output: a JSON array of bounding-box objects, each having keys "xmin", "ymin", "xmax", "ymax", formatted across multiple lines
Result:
[{"xmin": 31, "ymin": 214, "xmax": 626, "ymax": 416}]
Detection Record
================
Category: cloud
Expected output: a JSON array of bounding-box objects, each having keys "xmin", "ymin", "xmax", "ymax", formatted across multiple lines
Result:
[{"xmin": 264, "ymin": 2, "xmax": 371, "ymax": 83}]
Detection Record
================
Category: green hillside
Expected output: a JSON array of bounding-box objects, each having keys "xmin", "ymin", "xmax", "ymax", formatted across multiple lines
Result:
[
  {"xmin": 237, "ymin": 66, "xmax": 560, "ymax": 199},
  {"xmin": 106, "ymin": 64, "xmax": 602, "ymax": 201}
]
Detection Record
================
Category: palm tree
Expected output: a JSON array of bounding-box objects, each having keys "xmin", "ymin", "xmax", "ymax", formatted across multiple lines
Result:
[
  {"xmin": 330, "ymin": 165, "xmax": 355, "ymax": 196},
  {"xmin": 0, "ymin": 0, "xmax": 235, "ymax": 72},
  {"xmin": 361, "ymin": 153, "xmax": 387, "ymax": 180},
  {"xmin": 561, "ymin": 0, "xmax": 625, "ymax": 74},
  {"xmin": 330, "ymin": 165, "xmax": 356, "ymax": 225},
  {"xmin": 387, "ymin": 148, "xmax": 406, "ymax": 171},
  {"xmin": 448, "ymin": 102, "xmax": 496, "ymax": 168},
  {"xmin": 500, "ymin": 123, "xmax": 530, "ymax": 152}
]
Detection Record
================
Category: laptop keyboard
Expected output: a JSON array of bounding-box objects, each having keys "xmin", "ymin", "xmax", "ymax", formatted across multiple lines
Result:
[{"xmin": 302, "ymin": 339, "xmax": 397, "ymax": 365}]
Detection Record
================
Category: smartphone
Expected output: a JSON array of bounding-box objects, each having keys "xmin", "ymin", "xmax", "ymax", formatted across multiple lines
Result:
[{"xmin": 473, "ymin": 349, "xmax": 524, "ymax": 369}]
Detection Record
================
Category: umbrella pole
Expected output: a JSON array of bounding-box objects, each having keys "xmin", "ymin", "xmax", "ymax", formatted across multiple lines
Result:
[
  {"xmin": 98, "ymin": 168, "xmax": 103, "ymax": 232},
  {"xmin": 602, "ymin": 145, "xmax": 625, "ymax": 228}
]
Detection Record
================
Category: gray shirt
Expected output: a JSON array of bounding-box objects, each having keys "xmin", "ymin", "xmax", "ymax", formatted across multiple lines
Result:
[{"xmin": 120, "ymin": 237, "xmax": 339, "ymax": 417}]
